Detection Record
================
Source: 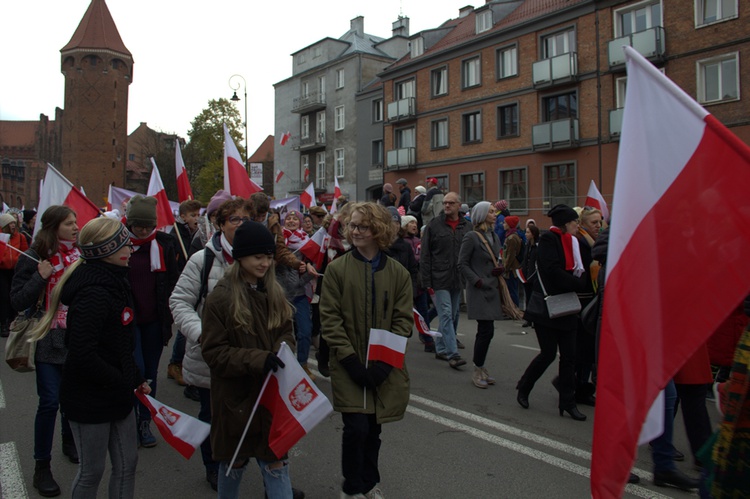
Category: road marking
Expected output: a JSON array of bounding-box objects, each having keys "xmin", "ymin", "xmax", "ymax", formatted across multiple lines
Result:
[
  {"xmin": 511, "ymin": 344, "xmax": 540, "ymax": 351},
  {"xmin": 0, "ymin": 442, "xmax": 28, "ymax": 499},
  {"xmin": 0, "ymin": 378, "xmax": 5, "ymax": 409}
]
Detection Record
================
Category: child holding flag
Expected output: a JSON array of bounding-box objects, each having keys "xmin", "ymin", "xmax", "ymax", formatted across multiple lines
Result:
[{"xmin": 320, "ymin": 202, "xmax": 412, "ymax": 499}]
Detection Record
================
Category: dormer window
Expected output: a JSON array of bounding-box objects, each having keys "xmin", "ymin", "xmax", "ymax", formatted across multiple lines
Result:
[
  {"xmin": 476, "ymin": 10, "xmax": 492, "ymax": 34},
  {"xmin": 411, "ymin": 37, "xmax": 424, "ymax": 58}
]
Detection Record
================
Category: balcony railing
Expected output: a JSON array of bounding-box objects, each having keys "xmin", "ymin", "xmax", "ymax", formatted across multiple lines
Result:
[
  {"xmin": 532, "ymin": 52, "xmax": 578, "ymax": 87},
  {"xmin": 286, "ymin": 180, "xmax": 326, "ymax": 194},
  {"xmin": 608, "ymin": 26, "xmax": 666, "ymax": 67},
  {"xmin": 387, "ymin": 97, "xmax": 416, "ymax": 122},
  {"xmin": 609, "ymin": 108, "xmax": 624, "ymax": 137},
  {"xmin": 292, "ymin": 133, "xmax": 326, "ymax": 151},
  {"xmin": 385, "ymin": 147, "xmax": 416, "ymax": 170},
  {"xmin": 292, "ymin": 90, "xmax": 326, "ymax": 113},
  {"xmin": 532, "ymin": 118, "xmax": 579, "ymax": 150}
]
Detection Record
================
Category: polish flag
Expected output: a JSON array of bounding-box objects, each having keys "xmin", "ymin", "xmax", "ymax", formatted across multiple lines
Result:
[
  {"xmin": 275, "ymin": 169, "xmax": 285, "ymax": 183},
  {"xmin": 135, "ymin": 391, "xmax": 210, "ymax": 459},
  {"xmin": 330, "ymin": 176, "xmax": 342, "ymax": 214},
  {"xmin": 257, "ymin": 342, "xmax": 333, "ymax": 459},
  {"xmin": 106, "ymin": 184, "xmax": 113, "ymax": 211},
  {"xmin": 412, "ymin": 308, "xmax": 442, "ymax": 338},
  {"xmin": 590, "ymin": 47, "xmax": 750, "ymax": 498},
  {"xmin": 175, "ymin": 139, "xmax": 194, "ymax": 202},
  {"xmin": 299, "ymin": 182, "xmax": 316, "ymax": 208},
  {"xmin": 35, "ymin": 164, "xmax": 101, "ymax": 236},
  {"xmin": 0, "ymin": 233, "xmax": 9, "ymax": 253},
  {"xmin": 148, "ymin": 158, "xmax": 176, "ymax": 229},
  {"xmin": 279, "ymin": 131, "xmax": 292, "ymax": 146},
  {"xmin": 367, "ymin": 328, "xmax": 408, "ymax": 369},
  {"xmin": 584, "ymin": 180, "xmax": 609, "ymax": 223},
  {"xmin": 303, "ymin": 167, "xmax": 310, "ymax": 183},
  {"xmin": 223, "ymin": 123, "xmax": 262, "ymax": 198},
  {"xmin": 2, "ymin": 202, "xmax": 9, "ymax": 213},
  {"xmin": 299, "ymin": 227, "xmax": 330, "ymax": 269}
]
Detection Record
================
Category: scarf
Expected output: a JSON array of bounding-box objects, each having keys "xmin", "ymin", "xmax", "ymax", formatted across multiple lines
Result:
[
  {"xmin": 549, "ymin": 226, "xmax": 584, "ymax": 277},
  {"xmin": 283, "ymin": 227, "xmax": 309, "ymax": 251},
  {"xmin": 579, "ymin": 228, "xmax": 601, "ymax": 292},
  {"xmin": 220, "ymin": 233, "xmax": 234, "ymax": 264},
  {"xmin": 48, "ymin": 239, "xmax": 81, "ymax": 329},
  {"xmin": 130, "ymin": 230, "xmax": 165, "ymax": 272}
]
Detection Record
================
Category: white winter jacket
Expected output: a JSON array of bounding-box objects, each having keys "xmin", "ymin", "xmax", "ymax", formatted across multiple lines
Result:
[{"xmin": 169, "ymin": 237, "xmax": 229, "ymax": 388}]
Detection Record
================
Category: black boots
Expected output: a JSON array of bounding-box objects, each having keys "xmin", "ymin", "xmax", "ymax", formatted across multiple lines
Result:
[
  {"xmin": 33, "ymin": 460, "xmax": 61, "ymax": 497},
  {"xmin": 62, "ymin": 434, "xmax": 79, "ymax": 464},
  {"xmin": 559, "ymin": 406, "xmax": 587, "ymax": 421}
]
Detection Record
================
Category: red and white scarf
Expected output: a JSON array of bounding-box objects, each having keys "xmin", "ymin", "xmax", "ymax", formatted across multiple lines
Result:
[
  {"xmin": 219, "ymin": 233, "xmax": 234, "ymax": 265},
  {"xmin": 549, "ymin": 226, "xmax": 584, "ymax": 277},
  {"xmin": 49, "ymin": 239, "xmax": 81, "ymax": 329},
  {"xmin": 283, "ymin": 227, "xmax": 310, "ymax": 251},
  {"xmin": 130, "ymin": 230, "xmax": 166, "ymax": 272}
]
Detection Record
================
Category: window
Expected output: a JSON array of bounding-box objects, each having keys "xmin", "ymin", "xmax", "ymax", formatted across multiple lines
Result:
[
  {"xmin": 615, "ymin": 1, "xmax": 662, "ymax": 36},
  {"xmin": 615, "ymin": 77, "xmax": 628, "ymax": 108},
  {"xmin": 431, "ymin": 119, "xmax": 449, "ymax": 149},
  {"xmin": 301, "ymin": 155, "xmax": 309, "ymax": 181},
  {"xmin": 372, "ymin": 99, "xmax": 383, "ymax": 122},
  {"xmin": 372, "ymin": 140, "xmax": 383, "ymax": 166},
  {"xmin": 497, "ymin": 46, "xmax": 518, "ymax": 79},
  {"xmin": 316, "ymin": 111, "xmax": 326, "ymax": 140},
  {"xmin": 696, "ymin": 0, "xmax": 737, "ymax": 25},
  {"xmin": 395, "ymin": 79, "xmax": 415, "ymax": 99},
  {"xmin": 316, "ymin": 152, "xmax": 326, "ymax": 188},
  {"xmin": 128, "ymin": 153, "xmax": 135, "ymax": 161},
  {"xmin": 545, "ymin": 163, "xmax": 576, "ymax": 208},
  {"xmin": 542, "ymin": 29, "xmax": 576, "ymax": 58},
  {"xmin": 411, "ymin": 37, "xmax": 424, "ymax": 58},
  {"xmin": 476, "ymin": 10, "xmax": 492, "ymax": 34},
  {"xmin": 395, "ymin": 127, "xmax": 415, "ymax": 149},
  {"xmin": 461, "ymin": 173, "xmax": 484, "ymax": 207},
  {"xmin": 431, "ymin": 67, "xmax": 448, "ymax": 97},
  {"xmin": 334, "ymin": 105, "xmax": 345, "ymax": 131},
  {"xmin": 318, "ymin": 75, "xmax": 326, "ymax": 99},
  {"xmin": 335, "ymin": 149, "xmax": 345, "ymax": 177},
  {"xmin": 301, "ymin": 81, "xmax": 309, "ymax": 98},
  {"xmin": 497, "ymin": 103, "xmax": 519, "ymax": 137},
  {"xmin": 300, "ymin": 116, "xmax": 310, "ymax": 139},
  {"xmin": 462, "ymin": 111, "xmax": 482, "ymax": 143},
  {"xmin": 313, "ymin": 46, "xmax": 321, "ymax": 58},
  {"xmin": 335, "ymin": 68, "xmax": 345, "ymax": 89},
  {"xmin": 462, "ymin": 57, "xmax": 481, "ymax": 88},
  {"xmin": 697, "ymin": 53, "xmax": 739, "ymax": 103},
  {"xmin": 500, "ymin": 168, "xmax": 528, "ymax": 213},
  {"xmin": 543, "ymin": 92, "xmax": 577, "ymax": 121}
]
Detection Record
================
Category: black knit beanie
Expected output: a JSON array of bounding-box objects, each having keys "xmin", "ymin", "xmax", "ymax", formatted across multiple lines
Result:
[
  {"xmin": 547, "ymin": 204, "xmax": 579, "ymax": 227},
  {"xmin": 126, "ymin": 195, "xmax": 158, "ymax": 227},
  {"xmin": 80, "ymin": 223, "xmax": 130, "ymax": 260},
  {"xmin": 232, "ymin": 221, "xmax": 276, "ymax": 260}
]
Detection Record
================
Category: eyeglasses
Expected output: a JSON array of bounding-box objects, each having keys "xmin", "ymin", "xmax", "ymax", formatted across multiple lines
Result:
[
  {"xmin": 228, "ymin": 216, "xmax": 250, "ymax": 225},
  {"xmin": 348, "ymin": 223, "xmax": 371, "ymax": 233}
]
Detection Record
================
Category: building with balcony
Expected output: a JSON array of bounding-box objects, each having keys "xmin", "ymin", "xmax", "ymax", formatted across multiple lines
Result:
[
  {"xmin": 377, "ymin": 0, "xmax": 749, "ymax": 220},
  {"xmin": 274, "ymin": 16, "xmax": 410, "ymax": 205}
]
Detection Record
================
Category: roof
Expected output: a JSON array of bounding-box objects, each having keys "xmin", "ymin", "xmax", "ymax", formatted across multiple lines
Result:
[
  {"xmin": 60, "ymin": 0, "xmax": 132, "ymax": 58},
  {"xmin": 0, "ymin": 121, "xmax": 39, "ymax": 148},
  {"xmin": 247, "ymin": 135, "xmax": 275, "ymax": 163},
  {"xmin": 339, "ymin": 28, "xmax": 389, "ymax": 58}
]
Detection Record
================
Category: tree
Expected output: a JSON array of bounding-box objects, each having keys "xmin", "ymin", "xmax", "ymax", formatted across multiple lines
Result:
[{"xmin": 183, "ymin": 98, "xmax": 245, "ymax": 203}]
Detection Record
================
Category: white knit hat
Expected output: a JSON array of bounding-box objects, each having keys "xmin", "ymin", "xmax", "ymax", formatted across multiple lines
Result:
[{"xmin": 400, "ymin": 215, "xmax": 417, "ymax": 228}]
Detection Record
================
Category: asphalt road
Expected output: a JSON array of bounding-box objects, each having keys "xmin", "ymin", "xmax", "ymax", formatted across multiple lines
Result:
[{"xmin": 1, "ymin": 314, "xmax": 707, "ymax": 498}]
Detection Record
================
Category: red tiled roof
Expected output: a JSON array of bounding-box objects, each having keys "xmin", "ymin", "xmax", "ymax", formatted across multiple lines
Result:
[
  {"xmin": 247, "ymin": 135, "xmax": 275, "ymax": 163},
  {"xmin": 60, "ymin": 0, "xmax": 131, "ymax": 57},
  {"xmin": 0, "ymin": 121, "xmax": 39, "ymax": 148}
]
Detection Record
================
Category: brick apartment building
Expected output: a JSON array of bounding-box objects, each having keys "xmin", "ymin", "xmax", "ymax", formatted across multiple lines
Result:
[{"xmin": 376, "ymin": 0, "xmax": 749, "ymax": 220}]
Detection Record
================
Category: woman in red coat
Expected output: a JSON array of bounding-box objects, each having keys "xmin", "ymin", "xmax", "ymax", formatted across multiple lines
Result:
[{"xmin": 0, "ymin": 212, "xmax": 28, "ymax": 336}]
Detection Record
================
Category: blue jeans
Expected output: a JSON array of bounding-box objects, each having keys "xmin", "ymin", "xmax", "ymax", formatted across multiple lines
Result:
[
  {"xmin": 197, "ymin": 387, "xmax": 218, "ymax": 473},
  {"xmin": 169, "ymin": 330, "xmax": 186, "ymax": 365},
  {"xmin": 133, "ymin": 322, "xmax": 164, "ymax": 423},
  {"xmin": 433, "ymin": 288, "xmax": 461, "ymax": 359},
  {"xmin": 218, "ymin": 459, "xmax": 292, "ymax": 499},
  {"xmin": 505, "ymin": 276, "xmax": 519, "ymax": 306},
  {"xmin": 651, "ymin": 380, "xmax": 678, "ymax": 472},
  {"xmin": 35, "ymin": 361, "xmax": 73, "ymax": 461},
  {"xmin": 292, "ymin": 295, "xmax": 312, "ymax": 365}
]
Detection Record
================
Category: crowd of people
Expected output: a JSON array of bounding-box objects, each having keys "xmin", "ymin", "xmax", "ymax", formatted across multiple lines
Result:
[{"xmin": 1, "ymin": 177, "xmax": 748, "ymax": 498}]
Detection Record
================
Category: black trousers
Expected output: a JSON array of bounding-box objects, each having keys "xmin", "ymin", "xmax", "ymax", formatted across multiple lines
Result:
[
  {"xmin": 0, "ymin": 269, "xmax": 15, "ymax": 327},
  {"xmin": 472, "ymin": 320, "xmax": 495, "ymax": 367},
  {"xmin": 517, "ymin": 323, "xmax": 577, "ymax": 409},
  {"xmin": 675, "ymin": 383, "xmax": 713, "ymax": 465},
  {"xmin": 341, "ymin": 412, "xmax": 381, "ymax": 495}
]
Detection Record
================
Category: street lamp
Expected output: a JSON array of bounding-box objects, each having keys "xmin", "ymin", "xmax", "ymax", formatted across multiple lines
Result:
[{"xmin": 228, "ymin": 74, "xmax": 248, "ymax": 171}]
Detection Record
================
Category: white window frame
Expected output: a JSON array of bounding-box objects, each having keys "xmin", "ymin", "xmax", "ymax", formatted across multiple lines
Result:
[
  {"xmin": 411, "ymin": 37, "xmax": 424, "ymax": 58},
  {"xmin": 431, "ymin": 66, "xmax": 448, "ymax": 97},
  {"xmin": 395, "ymin": 127, "xmax": 415, "ymax": 149},
  {"xmin": 497, "ymin": 45, "xmax": 518, "ymax": 79},
  {"xmin": 301, "ymin": 81, "xmax": 309, "ymax": 98},
  {"xmin": 372, "ymin": 99, "xmax": 383, "ymax": 122},
  {"xmin": 697, "ymin": 52, "xmax": 740, "ymax": 104},
  {"xmin": 462, "ymin": 56, "xmax": 481, "ymax": 89},
  {"xmin": 542, "ymin": 28, "xmax": 576, "ymax": 58},
  {"xmin": 613, "ymin": 0, "xmax": 662, "ymax": 37},
  {"xmin": 335, "ymin": 68, "xmax": 345, "ymax": 89},
  {"xmin": 335, "ymin": 148, "xmax": 345, "ymax": 178},
  {"xmin": 395, "ymin": 79, "xmax": 415, "ymax": 100},
  {"xmin": 695, "ymin": 0, "xmax": 738, "ymax": 26},
  {"xmin": 476, "ymin": 10, "xmax": 492, "ymax": 34},
  {"xmin": 316, "ymin": 111, "xmax": 326, "ymax": 141},
  {"xmin": 300, "ymin": 115, "xmax": 310, "ymax": 139},
  {"xmin": 334, "ymin": 105, "xmax": 345, "ymax": 131},
  {"xmin": 316, "ymin": 152, "xmax": 326, "ymax": 189},
  {"xmin": 301, "ymin": 155, "xmax": 309, "ymax": 180},
  {"xmin": 431, "ymin": 119, "xmax": 449, "ymax": 149}
]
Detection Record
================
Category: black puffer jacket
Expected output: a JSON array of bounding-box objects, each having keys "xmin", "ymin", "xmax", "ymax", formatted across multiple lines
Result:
[{"xmin": 59, "ymin": 261, "xmax": 144, "ymax": 424}]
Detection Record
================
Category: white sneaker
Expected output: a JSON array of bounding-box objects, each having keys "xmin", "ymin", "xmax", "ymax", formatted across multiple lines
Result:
[
  {"xmin": 340, "ymin": 492, "xmax": 366, "ymax": 499},
  {"xmin": 365, "ymin": 486, "xmax": 385, "ymax": 499},
  {"xmin": 481, "ymin": 367, "xmax": 496, "ymax": 385},
  {"xmin": 472, "ymin": 366, "xmax": 488, "ymax": 389}
]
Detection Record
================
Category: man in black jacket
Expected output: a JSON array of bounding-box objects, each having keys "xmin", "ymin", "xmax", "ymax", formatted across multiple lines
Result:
[{"xmin": 396, "ymin": 178, "xmax": 411, "ymax": 211}]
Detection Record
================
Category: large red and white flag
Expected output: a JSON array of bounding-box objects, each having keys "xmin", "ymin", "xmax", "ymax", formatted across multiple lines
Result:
[
  {"xmin": 279, "ymin": 131, "xmax": 292, "ymax": 146},
  {"xmin": 299, "ymin": 182, "xmax": 316, "ymax": 208},
  {"xmin": 135, "ymin": 391, "xmax": 210, "ymax": 459},
  {"xmin": 584, "ymin": 180, "xmax": 609, "ymax": 223},
  {"xmin": 330, "ymin": 176, "xmax": 342, "ymax": 214},
  {"xmin": 148, "ymin": 158, "xmax": 176, "ymax": 229},
  {"xmin": 35, "ymin": 164, "xmax": 100, "ymax": 235},
  {"xmin": 175, "ymin": 139, "xmax": 194, "ymax": 202},
  {"xmin": 275, "ymin": 169, "xmax": 285, "ymax": 183},
  {"xmin": 299, "ymin": 227, "xmax": 330, "ymax": 269},
  {"xmin": 257, "ymin": 342, "xmax": 333, "ymax": 459},
  {"xmin": 590, "ymin": 46, "xmax": 750, "ymax": 498},
  {"xmin": 223, "ymin": 123, "xmax": 262, "ymax": 198},
  {"xmin": 367, "ymin": 328, "xmax": 408, "ymax": 369}
]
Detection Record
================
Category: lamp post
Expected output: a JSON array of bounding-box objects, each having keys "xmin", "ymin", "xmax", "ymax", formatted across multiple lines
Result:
[{"xmin": 228, "ymin": 74, "xmax": 248, "ymax": 172}]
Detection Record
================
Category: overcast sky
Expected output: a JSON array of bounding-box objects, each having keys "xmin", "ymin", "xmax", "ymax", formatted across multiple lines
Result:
[{"xmin": 0, "ymin": 0, "xmax": 463, "ymax": 153}]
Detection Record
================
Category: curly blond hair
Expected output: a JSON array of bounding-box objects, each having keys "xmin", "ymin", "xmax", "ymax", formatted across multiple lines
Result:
[{"xmin": 343, "ymin": 202, "xmax": 396, "ymax": 251}]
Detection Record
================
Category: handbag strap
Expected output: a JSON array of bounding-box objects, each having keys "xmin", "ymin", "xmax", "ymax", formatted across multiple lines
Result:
[
  {"xmin": 535, "ymin": 262, "xmax": 549, "ymax": 297},
  {"xmin": 475, "ymin": 231, "xmax": 500, "ymax": 267}
]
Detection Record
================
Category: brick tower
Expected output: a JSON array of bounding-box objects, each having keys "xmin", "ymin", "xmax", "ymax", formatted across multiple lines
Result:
[{"xmin": 60, "ymin": 0, "xmax": 132, "ymax": 205}]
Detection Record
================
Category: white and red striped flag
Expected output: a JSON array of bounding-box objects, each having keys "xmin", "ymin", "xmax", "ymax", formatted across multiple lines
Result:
[
  {"xmin": 303, "ymin": 167, "xmax": 310, "ymax": 183},
  {"xmin": 275, "ymin": 169, "xmax": 285, "ymax": 183},
  {"xmin": 35, "ymin": 164, "xmax": 101, "ymax": 236},
  {"xmin": 590, "ymin": 46, "xmax": 750, "ymax": 498},
  {"xmin": 330, "ymin": 176, "xmax": 342, "ymax": 214},
  {"xmin": 175, "ymin": 139, "xmax": 194, "ymax": 202},
  {"xmin": 367, "ymin": 328, "xmax": 408, "ymax": 369},
  {"xmin": 224, "ymin": 123, "xmax": 262, "ymax": 198},
  {"xmin": 412, "ymin": 308, "xmax": 441, "ymax": 338},
  {"xmin": 135, "ymin": 391, "xmax": 210, "ymax": 459},
  {"xmin": 148, "ymin": 158, "xmax": 176, "ymax": 229},
  {"xmin": 299, "ymin": 227, "xmax": 330, "ymax": 269},
  {"xmin": 299, "ymin": 182, "xmax": 316, "ymax": 208},
  {"xmin": 584, "ymin": 180, "xmax": 609, "ymax": 223},
  {"xmin": 279, "ymin": 131, "xmax": 292, "ymax": 146},
  {"xmin": 0, "ymin": 233, "xmax": 9, "ymax": 253}
]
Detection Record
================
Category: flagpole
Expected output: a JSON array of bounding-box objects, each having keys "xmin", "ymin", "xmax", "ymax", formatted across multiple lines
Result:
[
  {"xmin": 5, "ymin": 245, "xmax": 40, "ymax": 263},
  {"xmin": 364, "ymin": 334, "xmax": 372, "ymax": 410},
  {"xmin": 226, "ymin": 370, "xmax": 272, "ymax": 475},
  {"xmin": 173, "ymin": 222, "xmax": 189, "ymax": 261}
]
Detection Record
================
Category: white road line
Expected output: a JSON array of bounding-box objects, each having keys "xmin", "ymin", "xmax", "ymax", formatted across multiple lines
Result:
[
  {"xmin": 511, "ymin": 344, "xmax": 540, "ymax": 351},
  {"xmin": 407, "ymin": 406, "xmax": 671, "ymax": 499},
  {"xmin": 0, "ymin": 442, "xmax": 28, "ymax": 499},
  {"xmin": 0, "ymin": 378, "xmax": 5, "ymax": 409}
]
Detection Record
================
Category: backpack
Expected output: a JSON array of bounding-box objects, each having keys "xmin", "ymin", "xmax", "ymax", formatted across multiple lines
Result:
[{"xmin": 193, "ymin": 249, "xmax": 216, "ymax": 311}]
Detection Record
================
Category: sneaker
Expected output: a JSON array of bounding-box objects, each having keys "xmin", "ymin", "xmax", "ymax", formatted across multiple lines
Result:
[
  {"xmin": 456, "ymin": 339, "xmax": 465, "ymax": 349},
  {"xmin": 365, "ymin": 486, "xmax": 385, "ymax": 499},
  {"xmin": 481, "ymin": 367, "xmax": 496, "ymax": 385},
  {"xmin": 449, "ymin": 356, "xmax": 466, "ymax": 369},
  {"xmin": 138, "ymin": 420, "xmax": 157, "ymax": 448},
  {"xmin": 435, "ymin": 352, "xmax": 450, "ymax": 361},
  {"xmin": 167, "ymin": 363, "xmax": 187, "ymax": 386},
  {"xmin": 183, "ymin": 385, "xmax": 201, "ymax": 402},
  {"xmin": 472, "ymin": 367, "xmax": 488, "ymax": 389}
]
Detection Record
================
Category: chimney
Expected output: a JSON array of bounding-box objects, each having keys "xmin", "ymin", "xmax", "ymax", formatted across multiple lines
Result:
[
  {"xmin": 350, "ymin": 16, "xmax": 364, "ymax": 36},
  {"xmin": 392, "ymin": 16, "xmax": 410, "ymax": 37},
  {"xmin": 459, "ymin": 5, "xmax": 474, "ymax": 18}
]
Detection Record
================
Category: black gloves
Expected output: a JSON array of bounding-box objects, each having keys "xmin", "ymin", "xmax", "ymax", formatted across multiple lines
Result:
[
  {"xmin": 366, "ymin": 362, "xmax": 393, "ymax": 387},
  {"xmin": 474, "ymin": 279, "xmax": 484, "ymax": 289},
  {"xmin": 339, "ymin": 354, "xmax": 369, "ymax": 387},
  {"xmin": 491, "ymin": 266, "xmax": 504, "ymax": 276},
  {"xmin": 263, "ymin": 352, "xmax": 285, "ymax": 375}
]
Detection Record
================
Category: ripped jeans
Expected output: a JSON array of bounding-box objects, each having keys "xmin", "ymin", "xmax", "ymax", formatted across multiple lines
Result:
[{"xmin": 218, "ymin": 458, "xmax": 292, "ymax": 499}]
